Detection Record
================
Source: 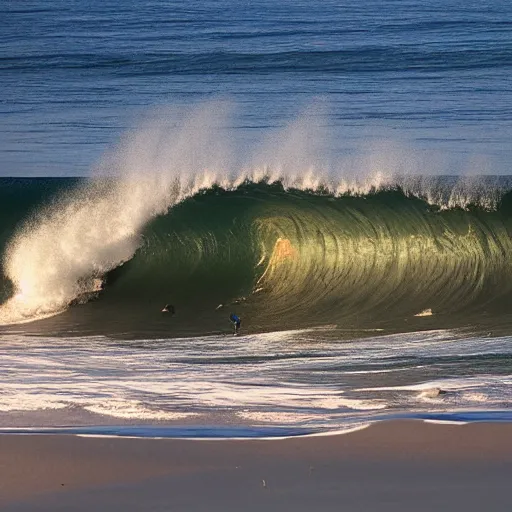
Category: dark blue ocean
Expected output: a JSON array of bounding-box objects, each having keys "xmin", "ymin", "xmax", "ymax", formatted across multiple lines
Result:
[
  {"xmin": 2, "ymin": 0, "xmax": 511, "ymax": 176},
  {"xmin": 0, "ymin": 0, "xmax": 511, "ymax": 437}
]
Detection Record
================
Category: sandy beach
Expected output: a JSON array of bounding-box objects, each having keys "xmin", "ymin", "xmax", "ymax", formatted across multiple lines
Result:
[{"xmin": 1, "ymin": 420, "xmax": 511, "ymax": 511}]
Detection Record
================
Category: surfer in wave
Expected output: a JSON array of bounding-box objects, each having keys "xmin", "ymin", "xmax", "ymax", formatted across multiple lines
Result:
[
  {"xmin": 161, "ymin": 304, "xmax": 175, "ymax": 315},
  {"xmin": 230, "ymin": 313, "xmax": 241, "ymax": 335}
]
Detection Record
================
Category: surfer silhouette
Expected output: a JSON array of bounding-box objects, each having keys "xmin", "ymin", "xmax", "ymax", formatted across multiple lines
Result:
[
  {"xmin": 161, "ymin": 304, "xmax": 175, "ymax": 315},
  {"xmin": 230, "ymin": 313, "xmax": 241, "ymax": 335}
]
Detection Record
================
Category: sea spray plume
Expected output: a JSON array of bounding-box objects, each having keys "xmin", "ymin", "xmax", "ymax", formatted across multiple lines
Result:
[
  {"xmin": 0, "ymin": 103, "xmax": 235, "ymax": 324},
  {"xmin": 100, "ymin": 101, "xmax": 235, "ymax": 189},
  {"xmin": 1, "ymin": 182, "xmax": 144, "ymax": 323},
  {"xmin": 397, "ymin": 174, "xmax": 505, "ymax": 210},
  {"xmin": 235, "ymin": 102, "xmax": 391, "ymax": 194},
  {"xmin": 0, "ymin": 101, "xmax": 359, "ymax": 325},
  {"xmin": 238, "ymin": 103, "xmax": 330, "ymax": 189},
  {"xmin": 1, "ymin": 101, "xmax": 485, "ymax": 326}
]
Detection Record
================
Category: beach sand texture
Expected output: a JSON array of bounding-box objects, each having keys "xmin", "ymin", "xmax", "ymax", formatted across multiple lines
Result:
[{"xmin": 1, "ymin": 421, "xmax": 511, "ymax": 511}]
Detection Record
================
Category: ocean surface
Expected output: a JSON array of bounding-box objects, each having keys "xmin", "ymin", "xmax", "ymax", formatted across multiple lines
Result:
[{"xmin": 0, "ymin": 0, "xmax": 511, "ymax": 437}]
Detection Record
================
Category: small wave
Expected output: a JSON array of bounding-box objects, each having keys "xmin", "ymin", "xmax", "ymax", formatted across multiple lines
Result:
[
  {"xmin": 236, "ymin": 411, "xmax": 323, "ymax": 425},
  {"xmin": 418, "ymin": 388, "xmax": 449, "ymax": 399},
  {"xmin": 422, "ymin": 419, "xmax": 468, "ymax": 425},
  {"xmin": 83, "ymin": 400, "xmax": 198, "ymax": 421}
]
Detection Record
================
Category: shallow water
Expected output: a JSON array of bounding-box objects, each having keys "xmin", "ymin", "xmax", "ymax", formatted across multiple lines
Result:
[{"xmin": 1, "ymin": 327, "xmax": 510, "ymax": 435}]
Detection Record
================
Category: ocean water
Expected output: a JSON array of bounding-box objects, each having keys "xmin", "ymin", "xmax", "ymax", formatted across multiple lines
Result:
[{"xmin": 0, "ymin": 0, "xmax": 511, "ymax": 437}]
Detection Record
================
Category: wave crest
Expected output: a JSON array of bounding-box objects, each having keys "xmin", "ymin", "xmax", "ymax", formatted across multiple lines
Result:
[{"xmin": 1, "ymin": 102, "xmax": 510, "ymax": 327}]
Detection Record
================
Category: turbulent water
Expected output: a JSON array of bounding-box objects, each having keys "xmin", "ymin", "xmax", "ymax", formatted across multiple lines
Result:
[
  {"xmin": 1, "ymin": 174, "xmax": 512, "ymax": 434},
  {"xmin": 0, "ymin": 0, "xmax": 511, "ymax": 436}
]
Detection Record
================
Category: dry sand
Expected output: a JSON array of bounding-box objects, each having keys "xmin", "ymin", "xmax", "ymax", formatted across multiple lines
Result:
[{"xmin": 1, "ymin": 420, "xmax": 511, "ymax": 511}]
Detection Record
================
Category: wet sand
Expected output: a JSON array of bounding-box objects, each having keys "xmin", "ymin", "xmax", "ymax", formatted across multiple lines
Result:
[{"xmin": 1, "ymin": 421, "xmax": 511, "ymax": 511}]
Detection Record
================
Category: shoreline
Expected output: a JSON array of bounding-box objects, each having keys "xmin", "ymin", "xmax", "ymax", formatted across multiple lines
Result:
[
  {"xmin": 1, "ymin": 409, "xmax": 511, "ymax": 438},
  {"xmin": 2, "ymin": 420, "xmax": 511, "ymax": 511}
]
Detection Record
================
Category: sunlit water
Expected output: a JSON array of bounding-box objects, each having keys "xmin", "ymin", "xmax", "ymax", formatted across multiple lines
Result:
[{"xmin": 1, "ymin": 327, "xmax": 510, "ymax": 436}]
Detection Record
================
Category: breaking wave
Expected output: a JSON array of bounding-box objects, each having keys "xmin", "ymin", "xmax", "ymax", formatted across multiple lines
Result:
[{"xmin": 1, "ymin": 103, "xmax": 512, "ymax": 333}]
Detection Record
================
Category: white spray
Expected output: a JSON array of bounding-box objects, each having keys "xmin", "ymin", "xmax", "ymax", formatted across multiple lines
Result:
[
  {"xmin": 0, "ymin": 102, "xmax": 237, "ymax": 324},
  {"xmin": 0, "ymin": 101, "xmax": 494, "ymax": 324}
]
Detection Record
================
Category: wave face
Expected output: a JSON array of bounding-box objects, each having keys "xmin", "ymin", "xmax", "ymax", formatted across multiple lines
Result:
[{"xmin": 3, "ymin": 176, "xmax": 512, "ymax": 334}]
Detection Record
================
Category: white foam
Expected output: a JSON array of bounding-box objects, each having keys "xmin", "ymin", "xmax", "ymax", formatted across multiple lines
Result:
[
  {"xmin": 301, "ymin": 423, "xmax": 372, "ymax": 438},
  {"xmin": 358, "ymin": 375, "xmax": 512, "ymax": 393},
  {"xmin": 0, "ymin": 394, "xmax": 68, "ymax": 412},
  {"xmin": 414, "ymin": 308, "xmax": 433, "ymax": 317},
  {"xmin": 336, "ymin": 397, "xmax": 388, "ymax": 411},
  {"xmin": 236, "ymin": 411, "xmax": 323, "ymax": 425},
  {"xmin": 83, "ymin": 400, "xmax": 198, "ymax": 421},
  {"xmin": 423, "ymin": 419, "xmax": 468, "ymax": 425}
]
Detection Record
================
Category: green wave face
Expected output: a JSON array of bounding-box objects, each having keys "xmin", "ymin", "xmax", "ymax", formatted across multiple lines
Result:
[
  {"xmin": 2, "ymin": 179, "xmax": 512, "ymax": 335},
  {"xmin": 101, "ymin": 184, "xmax": 512, "ymax": 332}
]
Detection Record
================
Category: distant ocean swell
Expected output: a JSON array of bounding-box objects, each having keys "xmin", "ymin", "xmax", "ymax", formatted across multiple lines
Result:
[{"xmin": 3, "ymin": 47, "xmax": 512, "ymax": 75}]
